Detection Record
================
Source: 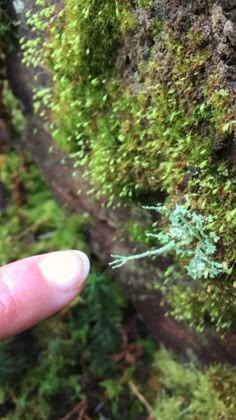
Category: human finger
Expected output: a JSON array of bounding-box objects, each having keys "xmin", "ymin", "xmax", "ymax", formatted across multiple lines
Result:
[{"xmin": 0, "ymin": 250, "xmax": 90, "ymax": 339}]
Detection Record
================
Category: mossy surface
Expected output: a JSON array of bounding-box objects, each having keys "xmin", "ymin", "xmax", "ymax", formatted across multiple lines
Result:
[
  {"xmin": 150, "ymin": 347, "xmax": 236, "ymax": 419},
  {"xmin": 22, "ymin": 1, "xmax": 236, "ymax": 331}
]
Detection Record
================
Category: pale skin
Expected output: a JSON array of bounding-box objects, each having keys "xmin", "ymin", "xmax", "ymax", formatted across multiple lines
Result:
[{"xmin": 0, "ymin": 250, "xmax": 90, "ymax": 339}]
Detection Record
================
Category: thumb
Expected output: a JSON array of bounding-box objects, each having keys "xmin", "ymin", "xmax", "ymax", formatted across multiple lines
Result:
[{"xmin": 0, "ymin": 250, "xmax": 90, "ymax": 339}]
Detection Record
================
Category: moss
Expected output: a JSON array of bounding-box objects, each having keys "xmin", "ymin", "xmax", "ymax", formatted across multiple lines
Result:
[
  {"xmin": 48, "ymin": 0, "xmax": 122, "ymax": 77},
  {"xmin": 22, "ymin": 3, "xmax": 236, "ymax": 331},
  {"xmin": 22, "ymin": 0, "xmax": 134, "ymax": 150},
  {"xmin": 138, "ymin": 0, "xmax": 155, "ymax": 9},
  {"xmin": 0, "ymin": 152, "xmax": 89, "ymax": 265},
  {"xmin": 2, "ymin": 81, "xmax": 25, "ymax": 134},
  {"xmin": 150, "ymin": 347, "xmax": 236, "ymax": 419}
]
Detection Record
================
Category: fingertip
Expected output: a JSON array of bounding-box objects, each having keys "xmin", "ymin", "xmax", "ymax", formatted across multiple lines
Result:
[
  {"xmin": 72, "ymin": 251, "xmax": 90, "ymax": 281},
  {"xmin": 0, "ymin": 250, "xmax": 90, "ymax": 339},
  {"xmin": 39, "ymin": 250, "xmax": 90, "ymax": 290}
]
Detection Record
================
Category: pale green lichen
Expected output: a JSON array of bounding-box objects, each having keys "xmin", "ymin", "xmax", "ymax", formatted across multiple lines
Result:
[{"xmin": 110, "ymin": 205, "xmax": 224, "ymax": 280}]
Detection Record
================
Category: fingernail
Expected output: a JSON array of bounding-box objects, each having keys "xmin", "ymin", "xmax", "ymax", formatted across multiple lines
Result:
[{"xmin": 39, "ymin": 251, "xmax": 90, "ymax": 290}]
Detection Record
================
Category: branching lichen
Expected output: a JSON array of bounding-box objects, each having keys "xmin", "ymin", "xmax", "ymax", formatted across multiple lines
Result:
[{"xmin": 110, "ymin": 205, "xmax": 225, "ymax": 280}]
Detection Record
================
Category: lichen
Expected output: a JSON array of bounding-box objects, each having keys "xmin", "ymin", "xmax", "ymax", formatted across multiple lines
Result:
[{"xmin": 110, "ymin": 205, "xmax": 225, "ymax": 280}]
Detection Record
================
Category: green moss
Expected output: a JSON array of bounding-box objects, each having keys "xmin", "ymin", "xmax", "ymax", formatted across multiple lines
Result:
[
  {"xmin": 150, "ymin": 347, "xmax": 236, "ymax": 419},
  {"xmin": 138, "ymin": 0, "xmax": 154, "ymax": 9},
  {"xmin": 0, "ymin": 152, "xmax": 89, "ymax": 265},
  {"xmin": 22, "ymin": 4, "xmax": 236, "ymax": 331},
  {"xmin": 124, "ymin": 220, "xmax": 155, "ymax": 248},
  {"xmin": 48, "ymin": 0, "xmax": 121, "ymax": 77},
  {"xmin": 2, "ymin": 81, "xmax": 25, "ymax": 134},
  {"xmin": 22, "ymin": 0, "xmax": 134, "ymax": 150}
]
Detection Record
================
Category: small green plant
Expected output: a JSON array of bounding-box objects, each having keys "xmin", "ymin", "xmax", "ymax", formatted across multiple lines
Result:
[{"xmin": 110, "ymin": 205, "xmax": 224, "ymax": 281}]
